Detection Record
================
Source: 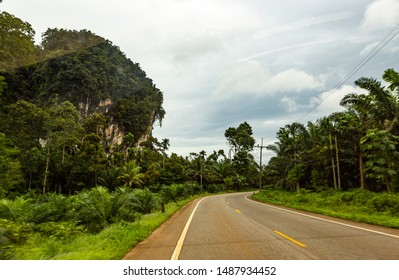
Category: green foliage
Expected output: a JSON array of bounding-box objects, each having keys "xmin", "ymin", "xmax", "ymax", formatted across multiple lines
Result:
[
  {"xmin": 72, "ymin": 186, "xmax": 113, "ymax": 233},
  {"xmin": 117, "ymin": 161, "xmax": 144, "ymax": 188},
  {"xmin": 1, "ymin": 190, "xmax": 200, "ymax": 259},
  {"xmin": 0, "ymin": 218, "xmax": 33, "ymax": 245},
  {"xmin": 287, "ymin": 163, "xmax": 305, "ymax": 191},
  {"xmin": 132, "ymin": 188, "xmax": 160, "ymax": 214},
  {"xmin": 225, "ymin": 121, "xmax": 255, "ymax": 153},
  {"xmin": 361, "ymin": 129, "xmax": 399, "ymax": 192},
  {"xmin": 30, "ymin": 193, "xmax": 72, "ymax": 224},
  {"xmin": 0, "ymin": 197, "xmax": 32, "ymax": 222},
  {"xmin": 34, "ymin": 221, "xmax": 85, "ymax": 239},
  {"xmin": 253, "ymin": 189, "xmax": 399, "ymax": 228},
  {"xmin": 0, "ymin": 134, "xmax": 23, "ymax": 197},
  {"xmin": 160, "ymin": 184, "xmax": 187, "ymax": 203},
  {"xmin": 265, "ymin": 68, "xmax": 399, "ymax": 193},
  {"xmin": 0, "ymin": 12, "xmax": 36, "ymax": 70}
]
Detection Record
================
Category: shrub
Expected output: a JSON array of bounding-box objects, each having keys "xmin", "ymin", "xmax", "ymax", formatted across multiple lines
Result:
[
  {"xmin": 31, "ymin": 193, "xmax": 72, "ymax": 223},
  {"xmin": 0, "ymin": 219, "xmax": 33, "ymax": 245},
  {"xmin": 71, "ymin": 186, "xmax": 112, "ymax": 233},
  {"xmin": 160, "ymin": 184, "xmax": 186, "ymax": 203},
  {"xmin": 206, "ymin": 184, "xmax": 225, "ymax": 193},
  {"xmin": 369, "ymin": 194, "xmax": 399, "ymax": 214},
  {"xmin": 110, "ymin": 187, "xmax": 141, "ymax": 222},
  {"xmin": 133, "ymin": 188, "xmax": 160, "ymax": 214},
  {"xmin": 0, "ymin": 197, "xmax": 33, "ymax": 222},
  {"xmin": 340, "ymin": 192, "xmax": 355, "ymax": 203},
  {"xmin": 34, "ymin": 221, "xmax": 85, "ymax": 240}
]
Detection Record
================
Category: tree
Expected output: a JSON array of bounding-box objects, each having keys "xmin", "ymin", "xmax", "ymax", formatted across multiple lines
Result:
[
  {"xmin": 0, "ymin": 75, "xmax": 6, "ymax": 104},
  {"xmin": 341, "ymin": 71, "xmax": 399, "ymax": 133},
  {"xmin": 117, "ymin": 161, "xmax": 144, "ymax": 188},
  {"xmin": 287, "ymin": 164, "xmax": 305, "ymax": 191},
  {"xmin": 0, "ymin": 133, "xmax": 23, "ymax": 197},
  {"xmin": 1, "ymin": 100, "xmax": 47, "ymax": 151},
  {"xmin": 224, "ymin": 122, "xmax": 257, "ymax": 187},
  {"xmin": 42, "ymin": 101, "xmax": 83, "ymax": 194},
  {"xmin": 0, "ymin": 100, "xmax": 47, "ymax": 192},
  {"xmin": 0, "ymin": 12, "xmax": 36, "ymax": 70},
  {"xmin": 72, "ymin": 133, "xmax": 106, "ymax": 188},
  {"xmin": 185, "ymin": 151, "xmax": 210, "ymax": 187},
  {"xmin": 340, "ymin": 69, "xmax": 399, "ymax": 190},
  {"xmin": 225, "ymin": 122, "xmax": 255, "ymax": 154},
  {"xmin": 360, "ymin": 129, "xmax": 399, "ymax": 193}
]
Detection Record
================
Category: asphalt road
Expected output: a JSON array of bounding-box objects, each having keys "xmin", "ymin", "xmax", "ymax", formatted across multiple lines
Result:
[{"xmin": 123, "ymin": 192, "xmax": 399, "ymax": 260}]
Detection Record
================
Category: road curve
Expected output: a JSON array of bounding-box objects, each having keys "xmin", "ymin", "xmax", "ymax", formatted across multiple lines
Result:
[{"xmin": 123, "ymin": 192, "xmax": 399, "ymax": 260}]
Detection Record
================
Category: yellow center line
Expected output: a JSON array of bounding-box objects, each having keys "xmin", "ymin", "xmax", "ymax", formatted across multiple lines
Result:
[
  {"xmin": 274, "ymin": 230, "xmax": 307, "ymax": 248},
  {"xmin": 235, "ymin": 209, "xmax": 241, "ymax": 213}
]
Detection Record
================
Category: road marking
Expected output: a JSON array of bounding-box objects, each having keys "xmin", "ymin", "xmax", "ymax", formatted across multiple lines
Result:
[
  {"xmin": 244, "ymin": 195, "xmax": 399, "ymax": 240},
  {"xmin": 171, "ymin": 197, "xmax": 207, "ymax": 260},
  {"xmin": 274, "ymin": 230, "xmax": 307, "ymax": 248},
  {"xmin": 235, "ymin": 209, "xmax": 241, "ymax": 213}
]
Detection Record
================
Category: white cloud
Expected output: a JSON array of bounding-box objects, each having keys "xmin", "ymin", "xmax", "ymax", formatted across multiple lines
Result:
[
  {"xmin": 306, "ymin": 85, "xmax": 368, "ymax": 120},
  {"xmin": 213, "ymin": 61, "xmax": 324, "ymax": 100},
  {"xmin": 252, "ymin": 12, "xmax": 353, "ymax": 40},
  {"xmin": 4, "ymin": 0, "xmax": 396, "ymax": 158},
  {"xmin": 280, "ymin": 97, "xmax": 299, "ymax": 113},
  {"xmin": 239, "ymin": 40, "xmax": 334, "ymax": 62},
  {"xmin": 359, "ymin": 42, "xmax": 380, "ymax": 57},
  {"xmin": 362, "ymin": 0, "xmax": 399, "ymax": 30}
]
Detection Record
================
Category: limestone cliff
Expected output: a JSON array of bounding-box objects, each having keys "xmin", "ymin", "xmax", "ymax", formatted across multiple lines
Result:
[{"xmin": 3, "ymin": 29, "xmax": 164, "ymax": 150}]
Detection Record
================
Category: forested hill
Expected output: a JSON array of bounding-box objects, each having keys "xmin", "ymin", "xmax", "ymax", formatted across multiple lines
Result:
[
  {"xmin": 0, "ymin": 11, "xmax": 166, "ymax": 196},
  {"xmin": 1, "ymin": 26, "xmax": 165, "ymax": 148}
]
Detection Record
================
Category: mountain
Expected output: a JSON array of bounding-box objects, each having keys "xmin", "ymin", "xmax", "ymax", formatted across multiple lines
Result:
[{"xmin": 1, "ymin": 28, "xmax": 165, "ymax": 149}]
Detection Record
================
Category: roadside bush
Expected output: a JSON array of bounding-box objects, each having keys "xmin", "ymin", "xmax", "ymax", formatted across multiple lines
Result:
[
  {"xmin": 206, "ymin": 184, "xmax": 225, "ymax": 193},
  {"xmin": 110, "ymin": 187, "xmax": 141, "ymax": 223},
  {"xmin": 0, "ymin": 197, "xmax": 33, "ymax": 222},
  {"xmin": 352, "ymin": 189, "xmax": 375, "ymax": 205},
  {"xmin": 34, "ymin": 221, "xmax": 85, "ymax": 240},
  {"xmin": 31, "ymin": 193, "xmax": 72, "ymax": 224},
  {"xmin": 340, "ymin": 192, "xmax": 355, "ymax": 203},
  {"xmin": 185, "ymin": 184, "xmax": 202, "ymax": 195},
  {"xmin": 0, "ymin": 218, "xmax": 33, "ymax": 244},
  {"xmin": 160, "ymin": 184, "xmax": 187, "ymax": 203},
  {"xmin": 133, "ymin": 188, "xmax": 160, "ymax": 214},
  {"xmin": 369, "ymin": 194, "xmax": 399, "ymax": 214},
  {"xmin": 71, "ymin": 186, "xmax": 113, "ymax": 233}
]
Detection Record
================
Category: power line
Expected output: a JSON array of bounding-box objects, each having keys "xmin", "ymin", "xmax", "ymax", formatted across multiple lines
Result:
[{"xmin": 298, "ymin": 22, "xmax": 399, "ymax": 122}]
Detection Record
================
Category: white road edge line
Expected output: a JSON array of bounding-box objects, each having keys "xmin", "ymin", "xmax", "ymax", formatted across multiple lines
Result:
[
  {"xmin": 244, "ymin": 195, "xmax": 399, "ymax": 239},
  {"xmin": 171, "ymin": 197, "xmax": 208, "ymax": 260}
]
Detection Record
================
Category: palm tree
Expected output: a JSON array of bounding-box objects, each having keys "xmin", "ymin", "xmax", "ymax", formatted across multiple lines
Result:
[
  {"xmin": 340, "ymin": 69, "xmax": 399, "ymax": 190},
  {"xmin": 342, "ymin": 71, "xmax": 399, "ymax": 132},
  {"xmin": 117, "ymin": 161, "xmax": 144, "ymax": 188}
]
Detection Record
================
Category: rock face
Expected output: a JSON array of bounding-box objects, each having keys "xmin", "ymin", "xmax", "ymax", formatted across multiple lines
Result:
[{"xmin": 3, "ymin": 29, "xmax": 165, "ymax": 150}]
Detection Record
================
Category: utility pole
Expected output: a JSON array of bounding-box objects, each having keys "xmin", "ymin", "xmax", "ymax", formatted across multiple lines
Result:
[{"xmin": 254, "ymin": 138, "xmax": 267, "ymax": 190}]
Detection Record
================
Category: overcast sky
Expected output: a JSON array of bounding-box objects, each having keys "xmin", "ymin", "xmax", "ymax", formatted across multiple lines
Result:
[{"xmin": 2, "ymin": 0, "xmax": 399, "ymax": 162}]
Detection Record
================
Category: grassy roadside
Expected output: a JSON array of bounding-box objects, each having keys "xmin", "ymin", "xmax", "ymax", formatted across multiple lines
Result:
[
  {"xmin": 252, "ymin": 189, "xmax": 399, "ymax": 229},
  {"xmin": 10, "ymin": 196, "xmax": 199, "ymax": 260}
]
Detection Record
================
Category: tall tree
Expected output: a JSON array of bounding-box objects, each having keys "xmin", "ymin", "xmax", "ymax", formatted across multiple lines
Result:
[
  {"xmin": 0, "ymin": 133, "xmax": 23, "ymax": 197},
  {"xmin": 225, "ymin": 122, "xmax": 255, "ymax": 154},
  {"xmin": 42, "ymin": 101, "xmax": 83, "ymax": 194},
  {"xmin": 0, "ymin": 12, "xmax": 36, "ymax": 70},
  {"xmin": 360, "ymin": 129, "xmax": 399, "ymax": 193}
]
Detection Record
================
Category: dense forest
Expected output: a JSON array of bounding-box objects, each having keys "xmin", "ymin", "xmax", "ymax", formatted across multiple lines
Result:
[
  {"xmin": 1, "ymin": 6, "xmax": 399, "ymax": 259},
  {"xmin": 264, "ymin": 69, "xmax": 399, "ymax": 194}
]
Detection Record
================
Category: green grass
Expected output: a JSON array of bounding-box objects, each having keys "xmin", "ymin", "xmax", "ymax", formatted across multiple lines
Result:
[
  {"xmin": 252, "ymin": 189, "xmax": 399, "ymax": 229},
  {"xmin": 10, "ymin": 197, "xmax": 196, "ymax": 260}
]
